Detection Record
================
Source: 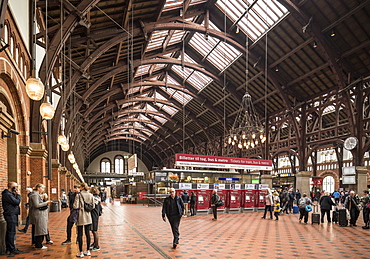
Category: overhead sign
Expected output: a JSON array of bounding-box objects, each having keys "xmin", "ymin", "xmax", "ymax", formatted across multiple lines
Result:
[
  {"xmin": 218, "ymin": 177, "xmax": 240, "ymax": 181},
  {"xmin": 175, "ymin": 154, "xmax": 272, "ymax": 170}
]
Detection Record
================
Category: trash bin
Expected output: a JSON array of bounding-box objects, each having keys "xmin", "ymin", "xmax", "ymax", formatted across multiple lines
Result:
[{"xmin": 50, "ymin": 201, "xmax": 59, "ymax": 212}]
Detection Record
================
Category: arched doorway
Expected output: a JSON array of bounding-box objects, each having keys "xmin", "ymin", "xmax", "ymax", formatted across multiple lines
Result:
[{"xmin": 323, "ymin": 176, "xmax": 335, "ymax": 194}]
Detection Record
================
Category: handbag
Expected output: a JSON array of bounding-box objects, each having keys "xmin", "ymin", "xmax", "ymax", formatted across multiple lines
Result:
[
  {"xmin": 69, "ymin": 209, "xmax": 79, "ymax": 223},
  {"xmin": 215, "ymin": 199, "xmax": 224, "ymax": 207},
  {"xmin": 346, "ymin": 209, "xmax": 351, "ymax": 220},
  {"xmin": 80, "ymin": 193, "xmax": 94, "ymax": 212},
  {"xmin": 38, "ymin": 205, "xmax": 48, "ymax": 210}
]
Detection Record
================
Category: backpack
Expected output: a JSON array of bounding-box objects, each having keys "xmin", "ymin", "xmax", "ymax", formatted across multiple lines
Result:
[{"xmin": 298, "ymin": 198, "xmax": 307, "ymax": 209}]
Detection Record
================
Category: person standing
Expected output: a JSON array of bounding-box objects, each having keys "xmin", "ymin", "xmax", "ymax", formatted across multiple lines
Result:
[
  {"xmin": 319, "ymin": 192, "xmax": 336, "ymax": 223},
  {"xmin": 261, "ymin": 188, "xmax": 273, "ymax": 219},
  {"xmin": 18, "ymin": 187, "xmax": 33, "ymax": 233},
  {"xmin": 181, "ymin": 190, "xmax": 190, "ymax": 217},
  {"xmin": 29, "ymin": 183, "xmax": 50, "ymax": 249},
  {"xmin": 295, "ymin": 189, "xmax": 301, "ymax": 206},
  {"xmin": 190, "ymin": 191, "xmax": 196, "ymax": 216},
  {"xmin": 74, "ymin": 182, "xmax": 94, "ymax": 257},
  {"xmin": 298, "ymin": 193, "xmax": 312, "ymax": 224},
  {"xmin": 287, "ymin": 189, "xmax": 295, "ymax": 214},
  {"xmin": 332, "ymin": 189, "xmax": 341, "ymax": 205},
  {"xmin": 90, "ymin": 187, "xmax": 102, "ymax": 251},
  {"xmin": 162, "ymin": 188, "xmax": 184, "ymax": 249},
  {"xmin": 211, "ymin": 189, "xmax": 220, "ymax": 221},
  {"xmin": 361, "ymin": 190, "xmax": 370, "ymax": 229},
  {"xmin": 274, "ymin": 199, "xmax": 281, "ymax": 221},
  {"xmin": 344, "ymin": 190, "xmax": 361, "ymax": 227},
  {"xmin": 62, "ymin": 185, "xmax": 80, "ymax": 245},
  {"xmin": 2, "ymin": 182, "xmax": 24, "ymax": 255}
]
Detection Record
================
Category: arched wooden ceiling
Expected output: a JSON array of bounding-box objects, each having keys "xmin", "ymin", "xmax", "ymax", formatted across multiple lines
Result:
[{"xmin": 34, "ymin": 0, "xmax": 370, "ymax": 170}]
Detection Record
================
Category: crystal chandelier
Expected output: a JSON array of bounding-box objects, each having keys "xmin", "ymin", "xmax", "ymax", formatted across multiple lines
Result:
[{"xmin": 226, "ymin": 92, "xmax": 266, "ymax": 149}]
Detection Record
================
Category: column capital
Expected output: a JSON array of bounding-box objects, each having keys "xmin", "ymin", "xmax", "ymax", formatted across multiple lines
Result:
[
  {"xmin": 19, "ymin": 145, "xmax": 32, "ymax": 156},
  {"xmin": 52, "ymin": 159, "xmax": 60, "ymax": 169},
  {"xmin": 29, "ymin": 143, "xmax": 48, "ymax": 159},
  {"xmin": 59, "ymin": 166, "xmax": 68, "ymax": 175},
  {"xmin": 296, "ymin": 171, "xmax": 311, "ymax": 177}
]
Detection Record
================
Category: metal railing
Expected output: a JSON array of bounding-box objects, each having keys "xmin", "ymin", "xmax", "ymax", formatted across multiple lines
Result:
[{"xmin": 146, "ymin": 194, "xmax": 167, "ymax": 207}]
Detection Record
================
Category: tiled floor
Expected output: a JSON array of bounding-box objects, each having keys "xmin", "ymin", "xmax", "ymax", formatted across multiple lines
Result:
[{"xmin": 6, "ymin": 200, "xmax": 370, "ymax": 258}]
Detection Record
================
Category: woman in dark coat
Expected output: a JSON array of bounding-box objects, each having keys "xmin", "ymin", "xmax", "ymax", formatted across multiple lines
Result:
[
  {"xmin": 190, "ymin": 191, "xmax": 196, "ymax": 216},
  {"xmin": 319, "ymin": 191, "xmax": 336, "ymax": 223}
]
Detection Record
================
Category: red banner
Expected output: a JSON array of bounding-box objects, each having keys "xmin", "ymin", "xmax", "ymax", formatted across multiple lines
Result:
[{"xmin": 175, "ymin": 154, "xmax": 272, "ymax": 171}]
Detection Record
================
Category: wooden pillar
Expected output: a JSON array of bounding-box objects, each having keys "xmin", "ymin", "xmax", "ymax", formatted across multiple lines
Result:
[{"xmin": 60, "ymin": 167, "xmax": 67, "ymax": 192}]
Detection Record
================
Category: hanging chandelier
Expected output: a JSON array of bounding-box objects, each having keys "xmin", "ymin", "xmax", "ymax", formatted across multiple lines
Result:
[{"xmin": 226, "ymin": 92, "xmax": 266, "ymax": 149}]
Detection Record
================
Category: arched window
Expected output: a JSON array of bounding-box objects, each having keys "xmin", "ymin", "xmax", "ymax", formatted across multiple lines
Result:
[
  {"xmin": 100, "ymin": 158, "xmax": 111, "ymax": 173},
  {"xmin": 115, "ymin": 155, "xmax": 124, "ymax": 174},
  {"xmin": 323, "ymin": 176, "xmax": 335, "ymax": 194},
  {"xmin": 4, "ymin": 25, "xmax": 8, "ymax": 43}
]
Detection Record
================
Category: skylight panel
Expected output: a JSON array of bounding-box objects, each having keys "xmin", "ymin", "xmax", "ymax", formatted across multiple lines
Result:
[
  {"xmin": 187, "ymin": 70, "xmax": 213, "ymax": 90},
  {"xmin": 323, "ymin": 105, "xmax": 336, "ymax": 115},
  {"xmin": 153, "ymin": 115, "xmax": 167, "ymax": 124},
  {"xmin": 189, "ymin": 22, "xmax": 242, "ymax": 71},
  {"xmin": 172, "ymin": 90, "xmax": 192, "ymax": 105},
  {"xmin": 147, "ymin": 30, "xmax": 168, "ymax": 52},
  {"xmin": 216, "ymin": 0, "xmax": 288, "ymax": 41},
  {"xmin": 153, "ymin": 91, "xmax": 167, "ymax": 101},
  {"xmin": 160, "ymin": 104, "xmax": 178, "ymax": 115},
  {"xmin": 145, "ymin": 103, "xmax": 158, "ymax": 113},
  {"xmin": 167, "ymin": 75, "xmax": 181, "ymax": 85},
  {"xmin": 147, "ymin": 123, "xmax": 159, "ymax": 131},
  {"xmin": 168, "ymin": 30, "xmax": 187, "ymax": 46},
  {"xmin": 172, "ymin": 64, "xmax": 193, "ymax": 79},
  {"xmin": 136, "ymin": 65, "xmax": 151, "ymax": 77}
]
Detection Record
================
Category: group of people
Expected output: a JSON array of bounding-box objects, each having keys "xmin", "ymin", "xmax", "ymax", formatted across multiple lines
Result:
[
  {"xmin": 1, "ymin": 181, "xmax": 103, "ymax": 257},
  {"xmin": 261, "ymin": 187, "xmax": 370, "ymax": 227}
]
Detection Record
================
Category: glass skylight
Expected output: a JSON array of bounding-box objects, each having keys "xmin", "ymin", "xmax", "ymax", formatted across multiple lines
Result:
[
  {"xmin": 216, "ymin": 0, "xmax": 288, "ymax": 41},
  {"xmin": 189, "ymin": 21, "xmax": 242, "ymax": 71}
]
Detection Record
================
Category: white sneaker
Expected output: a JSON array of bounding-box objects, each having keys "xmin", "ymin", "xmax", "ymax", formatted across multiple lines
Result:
[
  {"xmin": 83, "ymin": 250, "xmax": 91, "ymax": 256},
  {"xmin": 35, "ymin": 246, "xmax": 47, "ymax": 250},
  {"xmin": 76, "ymin": 252, "xmax": 84, "ymax": 257}
]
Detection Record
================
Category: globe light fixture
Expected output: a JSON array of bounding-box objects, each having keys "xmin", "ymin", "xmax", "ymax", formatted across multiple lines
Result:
[
  {"xmin": 72, "ymin": 163, "xmax": 79, "ymax": 170},
  {"xmin": 58, "ymin": 134, "xmax": 67, "ymax": 145},
  {"xmin": 25, "ymin": 77, "xmax": 45, "ymax": 101},
  {"xmin": 61, "ymin": 143, "xmax": 69, "ymax": 151},
  {"xmin": 68, "ymin": 153, "xmax": 76, "ymax": 164},
  {"xmin": 40, "ymin": 102, "xmax": 55, "ymax": 120}
]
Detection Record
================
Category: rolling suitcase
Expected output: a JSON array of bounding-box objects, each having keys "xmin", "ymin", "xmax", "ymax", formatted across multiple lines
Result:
[
  {"xmin": 311, "ymin": 205, "xmax": 320, "ymax": 224},
  {"xmin": 332, "ymin": 209, "xmax": 339, "ymax": 223},
  {"xmin": 338, "ymin": 208, "xmax": 348, "ymax": 227}
]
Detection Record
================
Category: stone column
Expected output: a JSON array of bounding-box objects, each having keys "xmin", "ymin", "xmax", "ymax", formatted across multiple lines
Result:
[
  {"xmin": 296, "ymin": 171, "xmax": 311, "ymax": 197},
  {"xmin": 355, "ymin": 166, "xmax": 368, "ymax": 194},
  {"xmin": 260, "ymin": 174, "xmax": 273, "ymax": 188}
]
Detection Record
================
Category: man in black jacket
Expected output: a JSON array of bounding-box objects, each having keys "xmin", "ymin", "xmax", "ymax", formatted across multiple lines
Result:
[
  {"xmin": 162, "ymin": 188, "xmax": 184, "ymax": 249},
  {"xmin": 2, "ymin": 182, "xmax": 24, "ymax": 255},
  {"xmin": 181, "ymin": 190, "xmax": 190, "ymax": 217},
  {"xmin": 61, "ymin": 184, "xmax": 80, "ymax": 245}
]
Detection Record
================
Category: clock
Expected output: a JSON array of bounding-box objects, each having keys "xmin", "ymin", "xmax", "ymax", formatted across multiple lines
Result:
[{"xmin": 344, "ymin": 136, "xmax": 358, "ymax": 150}]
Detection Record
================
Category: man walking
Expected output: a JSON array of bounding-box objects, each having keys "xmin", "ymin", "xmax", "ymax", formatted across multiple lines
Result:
[
  {"xmin": 2, "ymin": 182, "xmax": 24, "ymax": 255},
  {"xmin": 61, "ymin": 184, "xmax": 80, "ymax": 244},
  {"xmin": 162, "ymin": 188, "xmax": 184, "ymax": 249},
  {"xmin": 211, "ymin": 189, "xmax": 220, "ymax": 221}
]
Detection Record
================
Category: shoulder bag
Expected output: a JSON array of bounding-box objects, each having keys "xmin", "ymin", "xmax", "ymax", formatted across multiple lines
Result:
[{"xmin": 80, "ymin": 193, "xmax": 94, "ymax": 212}]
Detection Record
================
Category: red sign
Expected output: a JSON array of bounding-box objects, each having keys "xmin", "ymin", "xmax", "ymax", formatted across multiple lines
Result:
[
  {"xmin": 175, "ymin": 154, "xmax": 272, "ymax": 171},
  {"xmin": 311, "ymin": 178, "xmax": 323, "ymax": 185}
]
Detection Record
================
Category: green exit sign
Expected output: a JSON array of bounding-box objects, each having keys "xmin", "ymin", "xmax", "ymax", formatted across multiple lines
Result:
[{"xmin": 252, "ymin": 180, "xmax": 259, "ymax": 184}]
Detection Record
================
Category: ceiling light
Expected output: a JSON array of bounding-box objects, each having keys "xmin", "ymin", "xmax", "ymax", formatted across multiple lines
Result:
[
  {"xmin": 25, "ymin": 77, "xmax": 45, "ymax": 101},
  {"xmin": 330, "ymin": 30, "xmax": 335, "ymax": 37},
  {"xmin": 40, "ymin": 102, "xmax": 55, "ymax": 120},
  {"xmin": 313, "ymin": 41, "xmax": 317, "ymax": 48},
  {"xmin": 275, "ymin": 66, "xmax": 279, "ymax": 72}
]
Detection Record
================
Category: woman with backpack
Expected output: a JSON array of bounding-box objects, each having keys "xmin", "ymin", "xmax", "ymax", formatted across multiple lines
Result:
[
  {"xmin": 73, "ymin": 182, "xmax": 95, "ymax": 257},
  {"xmin": 298, "ymin": 193, "xmax": 312, "ymax": 224}
]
